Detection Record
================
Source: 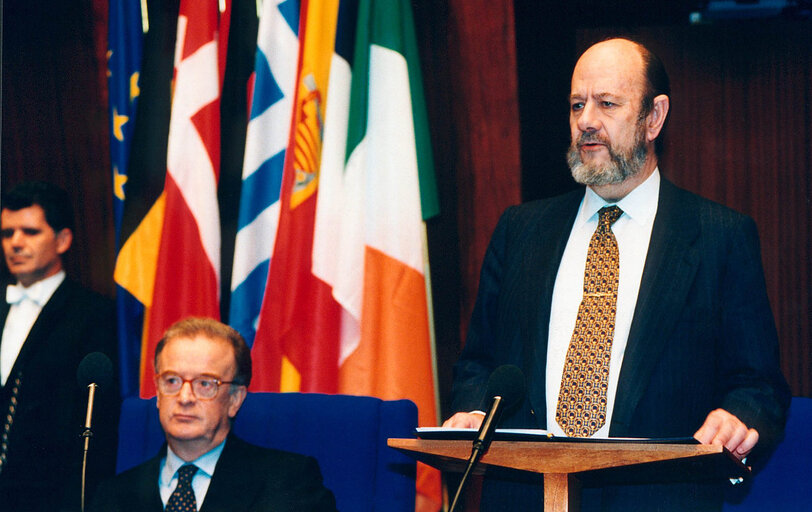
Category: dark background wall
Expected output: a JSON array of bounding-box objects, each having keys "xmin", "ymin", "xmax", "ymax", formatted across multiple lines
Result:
[
  {"xmin": 2, "ymin": 1, "xmax": 809, "ymax": 420},
  {"xmin": 2, "ymin": 1, "xmax": 113, "ymax": 293}
]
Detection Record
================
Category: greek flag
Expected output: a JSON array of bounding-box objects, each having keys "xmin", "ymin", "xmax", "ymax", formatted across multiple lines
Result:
[{"xmin": 230, "ymin": 0, "xmax": 301, "ymax": 346}]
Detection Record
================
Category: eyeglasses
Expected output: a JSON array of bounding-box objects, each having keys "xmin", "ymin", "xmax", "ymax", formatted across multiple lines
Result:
[{"xmin": 155, "ymin": 372, "xmax": 242, "ymax": 400}]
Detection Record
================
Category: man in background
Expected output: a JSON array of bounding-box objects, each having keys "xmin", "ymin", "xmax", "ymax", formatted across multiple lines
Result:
[
  {"xmin": 445, "ymin": 38, "xmax": 789, "ymax": 510},
  {"xmin": 0, "ymin": 181, "xmax": 118, "ymax": 511},
  {"xmin": 90, "ymin": 316, "xmax": 337, "ymax": 511}
]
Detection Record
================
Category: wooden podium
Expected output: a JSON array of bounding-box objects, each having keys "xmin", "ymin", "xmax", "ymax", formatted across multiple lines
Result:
[{"xmin": 388, "ymin": 437, "xmax": 749, "ymax": 511}]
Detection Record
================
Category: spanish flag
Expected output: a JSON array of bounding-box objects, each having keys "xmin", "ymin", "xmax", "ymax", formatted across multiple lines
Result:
[{"xmin": 248, "ymin": 0, "xmax": 441, "ymax": 508}]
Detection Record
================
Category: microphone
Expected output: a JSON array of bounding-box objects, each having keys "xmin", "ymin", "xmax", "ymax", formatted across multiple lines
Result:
[
  {"xmin": 77, "ymin": 352, "xmax": 113, "ymax": 512},
  {"xmin": 77, "ymin": 351, "xmax": 114, "ymax": 387},
  {"xmin": 449, "ymin": 365, "xmax": 526, "ymax": 512},
  {"xmin": 77, "ymin": 352, "xmax": 114, "ymax": 439}
]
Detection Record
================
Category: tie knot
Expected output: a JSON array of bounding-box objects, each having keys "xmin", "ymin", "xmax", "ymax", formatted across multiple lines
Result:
[
  {"xmin": 6, "ymin": 284, "xmax": 24, "ymax": 305},
  {"xmin": 177, "ymin": 464, "xmax": 198, "ymax": 484},
  {"xmin": 598, "ymin": 205, "xmax": 623, "ymax": 229},
  {"xmin": 6, "ymin": 282, "xmax": 47, "ymax": 305}
]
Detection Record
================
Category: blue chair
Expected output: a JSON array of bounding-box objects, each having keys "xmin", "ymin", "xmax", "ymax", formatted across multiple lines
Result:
[
  {"xmin": 115, "ymin": 392, "xmax": 418, "ymax": 511},
  {"xmin": 724, "ymin": 397, "xmax": 812, "ymax": 511}
]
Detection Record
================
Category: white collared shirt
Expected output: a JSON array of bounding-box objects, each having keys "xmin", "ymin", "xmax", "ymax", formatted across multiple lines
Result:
[
  {"xmin": 1, "ymin": 270, "xmax": 65, "ymax": 385},
  {"xmin": 159, "ymin": 439, "xmax": 226, "ymax": 510},
  {"xmin": 546, "ymin": 170, "xmax": 660, "ymax": 438}
]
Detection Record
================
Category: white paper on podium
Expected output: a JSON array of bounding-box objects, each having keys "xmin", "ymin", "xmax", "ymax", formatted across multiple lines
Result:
[{"xmin": 415, "ymin": 427, "xmax": 698, "ymax": 444}]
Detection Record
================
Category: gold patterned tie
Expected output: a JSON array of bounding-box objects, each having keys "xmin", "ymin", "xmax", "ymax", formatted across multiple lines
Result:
[
  {"xmin": 556, "ymin": 205, "xmax": 623, "ymax": 437},
  {"xmin": 166, "ymin": 464, "xmax": 199, "ymax": 512}
]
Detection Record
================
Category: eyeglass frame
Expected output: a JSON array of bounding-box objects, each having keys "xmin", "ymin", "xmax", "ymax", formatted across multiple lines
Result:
[{"xmin": 154, "ymin": 371, "xmax": 245, "ymax": 400}]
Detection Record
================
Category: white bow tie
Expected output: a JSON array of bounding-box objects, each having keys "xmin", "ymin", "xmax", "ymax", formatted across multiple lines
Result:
[{"xmin": 6, "ymin": 283, "xmax": 47, "ymax": 306}]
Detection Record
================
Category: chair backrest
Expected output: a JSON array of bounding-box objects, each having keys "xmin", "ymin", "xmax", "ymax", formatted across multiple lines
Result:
[
  {"xmin": 724, "ymin": 396, "xmax": 812, "ymax": 512},
  {"xmin": 115, "ymin": 392, "xmax": 418, "ymax": 511}
]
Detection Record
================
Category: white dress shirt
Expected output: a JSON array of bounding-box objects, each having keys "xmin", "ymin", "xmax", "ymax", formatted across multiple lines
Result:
[
  {"xmin": 1, "ymin": 270, "xmax": 65, "ymax": 385},
  {"xmin": 546, "ymin": 170, "xmax": 660, "ymax": 438},
  {"xmin": 159, "ymin": 440, "xmax": 226, "ymax": 510}
]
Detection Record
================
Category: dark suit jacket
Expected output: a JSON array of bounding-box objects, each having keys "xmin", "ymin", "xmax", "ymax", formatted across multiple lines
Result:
[
  {"xmin": 450, "ymin": 179, "xmax": 790, "ymax": 511},
  {"xmin": 0, "ymin": 278, "xmax": 119, "ymax": 512},
  {"xmin": 89, "ymin": 435, "xmax": 338, "ymax": 512}
]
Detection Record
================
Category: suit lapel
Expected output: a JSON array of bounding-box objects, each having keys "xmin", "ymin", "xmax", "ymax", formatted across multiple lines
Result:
[
  {"xmin": 137, "ymin": 455, "xmax": 165, "ymax": 511},
  {"xmin": 0, "ymin": 297, "xmax": 9, "ymax": 384},
  {"xmin": 0, "ymin": 298, "xmax": 9, "ymax": 330},
  {"xmin": 6, "ymin": 280, "xmax": 72, "ymax": 380},
  {"xmin": 200, "ymin": 436, "xmax": 258, "ymax": 512},
  {"xmin": 610, "ymin": 179, "xmax": 701, "ymax": 434},
  {"xmin": 520, "ymin": 191, "xmax": 583, "ymax": 427}
]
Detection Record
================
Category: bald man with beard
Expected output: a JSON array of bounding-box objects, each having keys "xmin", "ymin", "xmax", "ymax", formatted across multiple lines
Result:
[{"xmin": 444, "ymin": 38, "xmax": 789, "ymax": 511}]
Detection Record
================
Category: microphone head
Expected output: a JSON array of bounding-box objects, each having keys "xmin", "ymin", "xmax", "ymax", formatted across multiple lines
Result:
[
  {"xmin": 484, "ymin": 364, "xmax": 526, "ymax": 411},
  {"xmin": 77, "ymin": 352, "xmax": 114, "ymax": 389}
]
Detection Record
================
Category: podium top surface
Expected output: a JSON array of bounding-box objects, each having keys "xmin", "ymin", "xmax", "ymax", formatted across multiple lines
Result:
[{"xmin": 388, "ymin": 438, "xmax": 749, "ymax": 485}]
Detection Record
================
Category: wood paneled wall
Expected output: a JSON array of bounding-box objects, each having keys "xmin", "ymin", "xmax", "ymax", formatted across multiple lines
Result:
[{"xmin": 413, "ymin": 1, "xmax": 523, "ymax": 414}]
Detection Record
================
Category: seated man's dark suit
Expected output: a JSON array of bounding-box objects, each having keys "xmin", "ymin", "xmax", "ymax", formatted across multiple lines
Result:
[
  {"xmin": 90, "ymin": 435, "xmax": 338, "ymax": 512},
  {"xmin": 0, "ymin": 278, "xmax": 118, "ymax": 512},
  {"xmin": 450, "ymin": 178, "xmax": 790, "ymax": 511}
]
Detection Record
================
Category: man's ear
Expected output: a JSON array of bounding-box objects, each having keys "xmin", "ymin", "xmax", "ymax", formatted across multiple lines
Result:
[
  {"xmin": 55, "ymin": 228, "xmax": 73, "ymax": 255},
  {"xmin": 227, "ymin": 386, "xmax": 248, "ymax": 419},
  {"xmin": 646, "ymin": 94, "xmax": 670, "ymax": 142}
]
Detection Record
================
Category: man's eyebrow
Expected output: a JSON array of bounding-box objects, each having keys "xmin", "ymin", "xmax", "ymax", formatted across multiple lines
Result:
[
  {"xmin": 594, "ymin": 92, "xmax": 625, "ymax": 102},
  {"xmin": 569, "ymin": 92, "xmax": 624, "ymax": 102}
]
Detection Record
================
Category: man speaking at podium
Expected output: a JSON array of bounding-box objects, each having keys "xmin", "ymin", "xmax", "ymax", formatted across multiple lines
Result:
[
  {"xmin": 90, "ymin": 317, "xmax": 337, "ymax": 512},
  {"xmin": 444, "ymin": 38, "xmax": 790, "ymax": 511}
]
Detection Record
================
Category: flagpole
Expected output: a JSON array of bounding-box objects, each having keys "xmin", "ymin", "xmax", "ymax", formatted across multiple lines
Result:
[
  {"xmin": 421, "ymin": 221, "xmax": 442, "ymax": 426},
  {"xmin": 139, "ymin": 0, "xmax": 148, "ymax": 33}
]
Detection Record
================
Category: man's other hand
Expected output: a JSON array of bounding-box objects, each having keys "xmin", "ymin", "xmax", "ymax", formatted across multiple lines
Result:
[
  {"xmin": 694, "ymin": 408, "xmax": 759, "ymax": 460},
  {"xmin": 442, "ymin": 411, "xmax": 485, "ymax": 429}
]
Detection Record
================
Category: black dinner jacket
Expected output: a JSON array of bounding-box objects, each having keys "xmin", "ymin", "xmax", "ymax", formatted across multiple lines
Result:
[
  {"xmin": 451, "ymin": 178, "xmax": 790, "ymax": 510},
  {"xmin": 89, "ymin": 435, "xmax": 338, "ymax": 512},
  {"xmin": 0, "ymin": 278, "xmax": 119, "ymax": 512}
]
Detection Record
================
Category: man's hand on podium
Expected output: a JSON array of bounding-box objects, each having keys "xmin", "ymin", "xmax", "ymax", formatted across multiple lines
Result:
[
  {"xmin": 694, "ymin": 408, "xmax": 759, "ymax": 460},
  {"xmin": 443, "ymin": 407, "xmax": 758, "ymax": 462},
  {"xmin": 442, "ymin": 411, "xmax": 485, "ymax": 429}
]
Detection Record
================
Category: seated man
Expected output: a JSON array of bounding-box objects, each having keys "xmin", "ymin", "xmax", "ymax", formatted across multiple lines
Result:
[{"xmin": 90, "ymin": 317, "xmax": 337, "ymax": 511}]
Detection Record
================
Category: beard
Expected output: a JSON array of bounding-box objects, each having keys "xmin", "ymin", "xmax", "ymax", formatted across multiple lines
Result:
[{"xmin": 567, "ymin": 122, "xmax": 648, "ymax": 186}]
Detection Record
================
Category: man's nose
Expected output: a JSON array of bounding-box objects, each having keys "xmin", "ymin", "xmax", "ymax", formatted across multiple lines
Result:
[
  {"xmin": 177, "ymin": 381, "xmax": 196, "ymax": 402},
  {"xmin": 576, "ymin": 101, "xmax": 602, "ymax": 133},
  {"xmin": 8, "ymin": 231, "xmax": 25, "ymax": 247}
]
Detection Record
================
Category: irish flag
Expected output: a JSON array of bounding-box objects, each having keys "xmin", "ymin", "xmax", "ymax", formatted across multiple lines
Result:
[{"xmin": 314, "ymin": 0, "xmax": 441, "ymax": 508}]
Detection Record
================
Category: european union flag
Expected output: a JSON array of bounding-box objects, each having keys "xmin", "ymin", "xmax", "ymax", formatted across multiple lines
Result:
[
  {"xmin": 107, "ymin": 0, "xmax": 143, "ymax": 248},
  {"xmin": 108, "ymin": 0, "xmax": 143, "ymax": 397}
]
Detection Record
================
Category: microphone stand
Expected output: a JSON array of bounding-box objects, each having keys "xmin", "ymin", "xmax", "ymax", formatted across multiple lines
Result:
[
  {"xmin": 80, "ymin": 382, "xmax": 97, "ymax": 512},
  {"xmin": 448, "ymin": 396, "xmax": 503, "ymax": 512}
]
